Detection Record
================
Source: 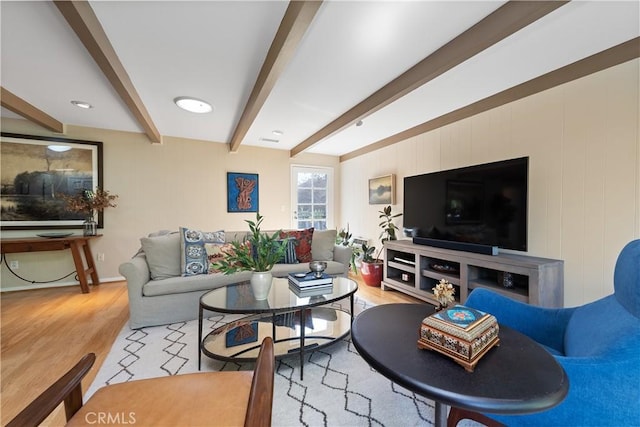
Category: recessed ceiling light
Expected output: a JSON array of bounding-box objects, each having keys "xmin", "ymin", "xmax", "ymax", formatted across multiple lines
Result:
[
  {"xmin": 272, "ymin": 130, "xmax": 284, "ymax": 136},
  {"xmin": 174, "ymin": 97, "xmax": 213, "ymax": 114},
  {"xmin": 71, "ymin": 100, "xmax": 93, "ymax": 109},
  {"xmin": 48, "ymin": 145, "xmax": 72, "ymax": 152}
]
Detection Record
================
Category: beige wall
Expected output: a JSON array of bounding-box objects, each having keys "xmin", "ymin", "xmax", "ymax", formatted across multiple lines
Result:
[
  {"xmin": 341, "ymin": 59, "xmax": 640, "ymax": 307},
  {"xmin": 1, "ymin": 121, "xmax": 340, "ymax": 290}
]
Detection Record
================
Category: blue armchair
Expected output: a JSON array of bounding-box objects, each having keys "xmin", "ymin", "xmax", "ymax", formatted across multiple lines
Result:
[{"xmin": 454, "ymin": 239, "xmax": 640, "ymax": 427}]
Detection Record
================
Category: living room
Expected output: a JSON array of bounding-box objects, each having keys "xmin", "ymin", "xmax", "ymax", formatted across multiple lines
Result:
[
  {"xmin": 1, "ymin": 1, "xmax": 639, "ymax": 426},
  {"xmin": 2, "ymin": 58, "xmax": 638, "ymax": 308}
]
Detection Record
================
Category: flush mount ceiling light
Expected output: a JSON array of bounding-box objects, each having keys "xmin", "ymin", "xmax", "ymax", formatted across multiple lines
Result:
[
  {"xmin": 259, "ymin": 137, "xmax": 279, "ymax": 143},
  {"xmin": 71, "ymin": 100, "xmax": 92, "ymax": 109},
  {"xmin": 174, "ymin": 97, "xmax": 213, "ymax": 114},
  {"xmin": 47, "ymin": 145, "xmax": 72, "ymax": 152}
]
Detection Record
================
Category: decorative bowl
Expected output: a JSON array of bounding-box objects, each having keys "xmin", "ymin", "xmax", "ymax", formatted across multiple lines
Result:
[{"xmin": 309, "ymin": 261, "xmax": 327, "ymax": 278}]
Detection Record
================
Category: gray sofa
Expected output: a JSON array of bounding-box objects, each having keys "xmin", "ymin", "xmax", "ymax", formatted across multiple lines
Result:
[{"xmin": 119, "ymin": 228, "xmax": 352, "ymax": 329}]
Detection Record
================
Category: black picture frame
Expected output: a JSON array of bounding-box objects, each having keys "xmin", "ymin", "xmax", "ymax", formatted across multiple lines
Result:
[
  {"xmin": 0, "ymin": 133, "xmax": 104, "ymax": 230},
  {"xmin": 227, "ymin": 172, "xmax": 259, "ymax": 213}
]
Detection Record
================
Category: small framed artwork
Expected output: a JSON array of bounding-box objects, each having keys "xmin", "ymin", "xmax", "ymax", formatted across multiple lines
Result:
[
  {"xmin": 225, "ymin": 322, "xmax": 259, "ymax": 348},
  {"xmin": 368, "ymin": 174, "xmax": 395, "ymax": 205},
  {"xmin": 227, "ymin": 172, "xmax": 259, "ymax": 212},
  {"xmin": 0, "ymin": 132, "xmax": 103, "ymax": 230}
]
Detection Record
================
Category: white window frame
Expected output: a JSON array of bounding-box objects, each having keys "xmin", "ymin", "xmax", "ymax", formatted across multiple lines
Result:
[{"xmin": 290, "ymin": 165, "xmax": 334, "ymax": 230}]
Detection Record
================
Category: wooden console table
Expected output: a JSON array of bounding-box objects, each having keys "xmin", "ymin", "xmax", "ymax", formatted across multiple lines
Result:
[{"xmin": 1, "ymin": 235, "xmax": 101, "ymax": 293}]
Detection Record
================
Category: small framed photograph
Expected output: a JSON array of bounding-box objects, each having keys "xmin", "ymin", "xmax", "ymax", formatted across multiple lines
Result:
[
  {"xmin": 225, "ymin": 322, "xmax": 259, "ymax": 347},
  {"xmin": 227, "ymin": 172, "xmax": 259, "ymax": 212},
  {"xmin": 0, "ymin": 133, "xmax": 103, "ymax": 230},
  {"xmin": 368, "ymin": 174, "xmax": 395, "ymax": 205}
]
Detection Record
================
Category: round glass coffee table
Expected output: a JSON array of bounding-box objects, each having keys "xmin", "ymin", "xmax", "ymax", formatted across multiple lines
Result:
[{"xmin": 198, "ymin": 276, "xmax": 358, "ymax": 380}]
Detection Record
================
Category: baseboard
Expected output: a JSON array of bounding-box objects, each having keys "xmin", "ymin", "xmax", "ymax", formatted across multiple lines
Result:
[
  {"xmin": 0, "ymin": 275, "xmax": 124, "ymax": 292},
  {"xmin": 412, "ymin": 237, "xmax": 498, "ymax": 256}
]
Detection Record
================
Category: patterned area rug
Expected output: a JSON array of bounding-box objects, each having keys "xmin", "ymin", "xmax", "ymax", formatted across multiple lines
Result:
[{"xmin": 89, "ymin": 297, "xmax": 479, "ymax": 427}]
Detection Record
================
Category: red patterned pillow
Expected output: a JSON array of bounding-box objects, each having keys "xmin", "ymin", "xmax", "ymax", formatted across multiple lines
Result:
[{"xmin": 279, "ymin": 227, "xmax": 314, "ymax": 263}]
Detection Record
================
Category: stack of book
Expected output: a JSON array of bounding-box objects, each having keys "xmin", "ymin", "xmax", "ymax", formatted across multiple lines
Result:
[{"xmin": 288, "ymin": 272, "xmax": 333, "ymax": 297}]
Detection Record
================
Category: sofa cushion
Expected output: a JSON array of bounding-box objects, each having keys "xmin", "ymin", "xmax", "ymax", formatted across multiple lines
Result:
[
  {"xmin": 140, "ymin": 232, "xmax": 181, "ymax": 280},
  {"xmin": 279, "ymin": 227, "xmax": 314, "ymax": 263},
  {"xmin": 180, "ymin": 227, "xmax": 225, "ymax": 276},
  {"xmin": 143, "ymin": 270, "xmax": 253, "ymax": 296},
  {"xmin": 311, "ymin": 229, "xmax": 337, "ymax": 261},
  {"xmin": 224, "ymin": 231, "xmax": 249, "ymax": 243},
  {"xmin": 277, "ymin": 238, "xmax": 298, "ymax": 264}
]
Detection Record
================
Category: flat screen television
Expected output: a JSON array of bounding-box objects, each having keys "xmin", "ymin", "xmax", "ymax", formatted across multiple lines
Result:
[{"xmin": 403, "ymin": 157, "xmax": 528, "ymax": 252}]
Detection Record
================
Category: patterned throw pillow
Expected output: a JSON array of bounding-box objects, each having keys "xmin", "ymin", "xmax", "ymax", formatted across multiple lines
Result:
[
  {"xmin": 279, "ymin": 227, "xmax": 314, "ymax": 263},
  {"xmin": 180, "ymin": 227, "xmax": 225, "ymax": 276},
  {"xmin": 205, "ymin": 242, "xmax": 237, "ymax": 273},
  {"xmin": 276, "ymin": 238, "xmax": 298, "ymax": 264}
]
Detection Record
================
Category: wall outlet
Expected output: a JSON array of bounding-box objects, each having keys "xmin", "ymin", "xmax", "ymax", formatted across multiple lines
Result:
[
  {"xmin": 97, "ymin": 253, "xmax": 105, "ymax": 262},
  {"xmin": 9, "ymin": 260, "xmax": 19, "ymax": 269}
]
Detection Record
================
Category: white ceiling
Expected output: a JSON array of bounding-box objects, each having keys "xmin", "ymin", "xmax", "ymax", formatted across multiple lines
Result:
[{"xmin": 1, "ymin": 1, "xmax": 638, "ymax": 157}]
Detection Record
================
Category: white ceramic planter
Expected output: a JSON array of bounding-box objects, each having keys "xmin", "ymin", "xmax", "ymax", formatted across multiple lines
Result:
[{"xmin": 250, "ymin": 271, "xmax": 273, "ymax": 300}]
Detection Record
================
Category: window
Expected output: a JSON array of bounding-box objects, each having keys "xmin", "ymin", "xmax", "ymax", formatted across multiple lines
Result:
[{"xmin": 291, "ymin": 166, "xmax": 333, "ymax": 230}]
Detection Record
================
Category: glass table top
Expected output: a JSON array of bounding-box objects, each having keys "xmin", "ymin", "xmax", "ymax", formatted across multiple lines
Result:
[{"xmin": 200, "ymin": 276, "xmax": 358, "ymax": 314}]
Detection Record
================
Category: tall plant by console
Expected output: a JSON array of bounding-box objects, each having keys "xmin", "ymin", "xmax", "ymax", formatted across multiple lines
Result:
[
  {"xmin": 214, "ymin": 212, "xmax": 286, "ymax": 300},
  {"xmin": 360, "ymin": 205, "xmax": 403, "ymax": 287}
]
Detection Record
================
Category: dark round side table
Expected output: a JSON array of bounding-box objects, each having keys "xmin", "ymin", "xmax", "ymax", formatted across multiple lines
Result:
[{"xmin": 351, "ymin": 303, "xmax": 568, "ymax": 427}]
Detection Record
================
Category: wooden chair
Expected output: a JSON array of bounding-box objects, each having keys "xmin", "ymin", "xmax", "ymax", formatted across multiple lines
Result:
[{"xmin": 8, "ymin": 337, "xmax": 275, "ymax": 427}]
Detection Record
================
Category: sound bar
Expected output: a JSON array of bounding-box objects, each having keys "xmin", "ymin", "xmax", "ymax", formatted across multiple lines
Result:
[{"xmin": 413, "ymin": 237, "xmax": 498, "ymax": 256}]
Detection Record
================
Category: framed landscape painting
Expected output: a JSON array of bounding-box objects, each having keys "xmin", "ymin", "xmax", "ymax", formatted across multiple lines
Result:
[
  {"xmin": 368, "ymin": 174, "xmax": 395, "ymax": 205},
  {"xmin": 0, "ymin": 133, "xmax": 103, "ymax": 230},
  {"xmin": 227, "ymin": 172, "xmax": 259, "ymax": 212}
]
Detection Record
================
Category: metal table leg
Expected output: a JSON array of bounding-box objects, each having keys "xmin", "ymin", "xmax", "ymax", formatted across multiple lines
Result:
[
  {"xmin": 198, "ymin": 305, "xmax": 203, "ymax": 370},
  {"xmin": 435, "ymin": 402, "xmax": 448, "ymax": 427},
  {"xmin": 300, "ymin": 308, "xmax": 306, "ymax": 380}
]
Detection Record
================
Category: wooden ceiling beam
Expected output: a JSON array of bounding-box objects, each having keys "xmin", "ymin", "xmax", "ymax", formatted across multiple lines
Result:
[
  {"xmin": 54, "ymin": 0, "xmax": 162, "ymax": 144},
  {"xmin": 290, "ymin": 0, "xmax": 568, "ymax": 157},
  {"xmin": 0, "ymin": 87, "xmax": 65, "ymax": 133},
  {"xmin": 229, "ymin": 0, "xmax": 323, "ymax": 152},
  {"xmin": 340, "ymin": 37, "xmax": 640, "ymax": 162}
]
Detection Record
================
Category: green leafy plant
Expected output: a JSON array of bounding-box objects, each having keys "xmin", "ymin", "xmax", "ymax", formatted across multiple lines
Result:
[
  {"xmin": 214, "ymin": 213, "xmax": 287, "ymax": 274},
  {"xmin": 361, "ymin": 243, "xmax": 376, "ymax": 263},
  {"xmin": 375, "ymin": 205, "xmax": 402, "ymax": 260},
  {"xmin": 337, "ymin": 225, "xmax": 353, "ymax": 246},
  {"xmin": 378, "ymin": 205, "xmax": 402, "ymax": 242},
  {"xmin": 337, "ymin": 223, "xmax": 362, "ymax": 274}
]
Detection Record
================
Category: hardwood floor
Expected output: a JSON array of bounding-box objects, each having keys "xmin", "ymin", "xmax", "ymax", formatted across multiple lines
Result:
[
  {"xmin": 1, "ymin": 282, "xmax": 130, "ymax": 426},
  {"xmin": 0, "ymin": 273, "xmax": 421, "ymax": 426}
]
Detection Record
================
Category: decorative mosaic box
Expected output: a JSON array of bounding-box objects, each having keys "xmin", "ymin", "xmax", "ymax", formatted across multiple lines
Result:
[{"xmin": 418, "ymin": 305, "xmax": 500, "ymax": 372}]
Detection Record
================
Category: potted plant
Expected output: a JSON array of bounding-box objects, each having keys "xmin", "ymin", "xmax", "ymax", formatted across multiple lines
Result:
[
  {"xmin": 61, "ymin": 187, "xmax": 118, "ymax": 236},
  {"xmin": 214, "ymin": 212, "xmax": 287, "ymax": 300},
  {"xmin": 336, "ymin": 224, "xmax": 362, "ymax": 274},
  {"xmin": 359, "ymin": 242, "xmax": 382, "ymax": 286},
  {"xmin": 360, "ymin": 205, "xmax": 403, "ymax": 287}
]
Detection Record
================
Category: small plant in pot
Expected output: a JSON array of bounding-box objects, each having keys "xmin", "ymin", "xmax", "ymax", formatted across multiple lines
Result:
[
  {"xmin": 359, "ymin": 242, "xmax": 383, "ymax": 286},
  {"xmin": 360, "ymin": 205, "xmax": 403, "ymax": 287},
  {"xmin": 213, "ymin": 212, "xmax": 287, "ymax": 300},
  {"xmin": 337, "ymin": 223, "xmax": 362, "ymax": 274}
]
